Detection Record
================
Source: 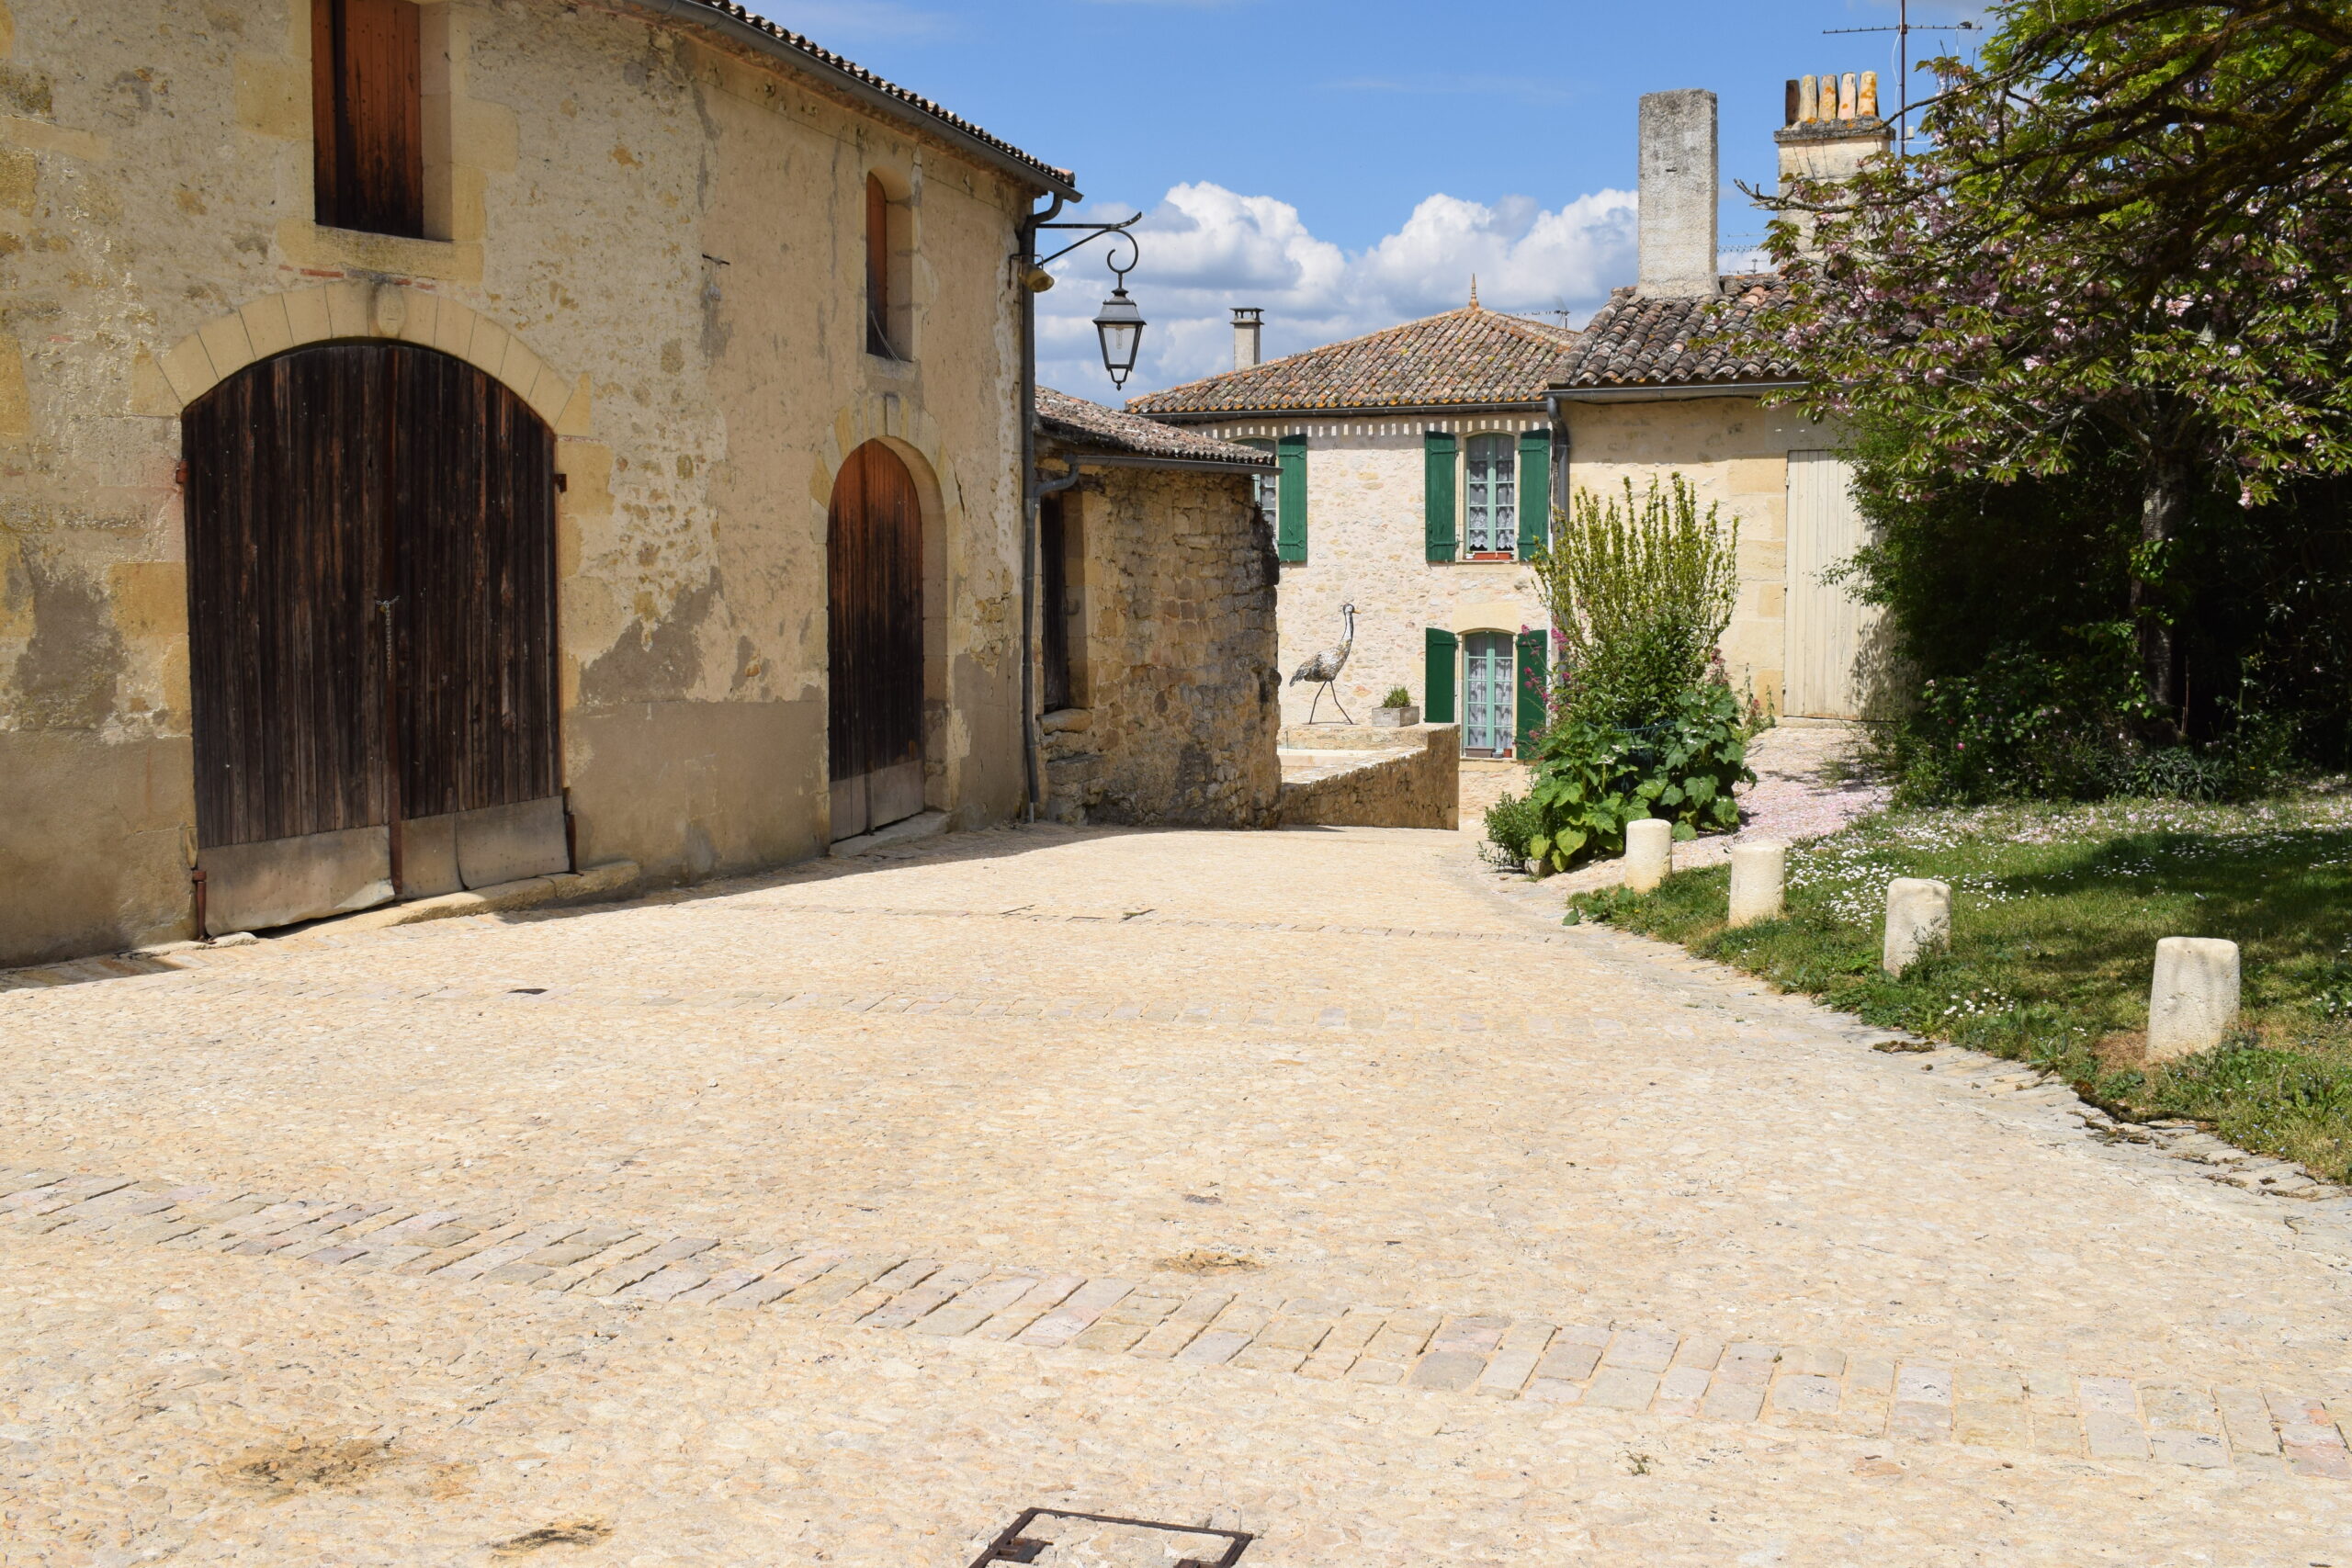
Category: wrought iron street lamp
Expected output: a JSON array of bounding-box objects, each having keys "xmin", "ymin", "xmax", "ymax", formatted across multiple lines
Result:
[
  {"xmin": 1029, "ymin": 212, "xmax": 1146, "ymax": 390},
  {"xmin": 1091, "ymin": 261, "xmax": 1146, "ymax": 389}
]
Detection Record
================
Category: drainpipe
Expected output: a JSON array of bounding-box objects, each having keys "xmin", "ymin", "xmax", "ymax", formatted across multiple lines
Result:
[
  {"xmin": 1544, "ymin": 390, "xmax": 1570, "ymax": 518},
  {"xmin": 1015, "ymin": 194, "xmax": 1064, "ymax": 821}
]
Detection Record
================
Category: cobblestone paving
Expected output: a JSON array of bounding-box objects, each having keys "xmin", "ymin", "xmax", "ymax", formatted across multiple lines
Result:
[{"xmin": 9, "ymin": 824, "xmax": 2352, "ymax": 1563}]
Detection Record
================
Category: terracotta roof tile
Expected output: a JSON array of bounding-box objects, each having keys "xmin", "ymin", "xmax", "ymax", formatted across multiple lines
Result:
[
  {"xmin": 1552, "ymin": 274, "xmax": 1799, "ymax": 389},
  {"xmin": 672, "ymin": 1, "xmax": 1073, "ymax": 193},
  {"xmin": 1036, "ymin": 387, "xmax": 1273, "ymax": 467},
  {"xmin": 1125, "ymin": 306, "xmax": 1577, "ymax": 418}
]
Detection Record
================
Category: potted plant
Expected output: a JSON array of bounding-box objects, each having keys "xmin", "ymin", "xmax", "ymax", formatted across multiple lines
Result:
[{"xmin": 1372, "ymin": 687, "xmax": 1419, "ymax": 728}]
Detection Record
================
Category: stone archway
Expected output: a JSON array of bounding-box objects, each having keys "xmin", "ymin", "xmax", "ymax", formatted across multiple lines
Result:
[{"xmin": 154, "ymin": 282, "xmax": 583, "ymax": 431}]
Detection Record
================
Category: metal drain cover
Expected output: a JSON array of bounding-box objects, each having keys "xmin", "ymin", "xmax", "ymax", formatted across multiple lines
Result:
[{"xmin": 967, "ymin": 1510, "xmax": 1251, "ymax": 1568}]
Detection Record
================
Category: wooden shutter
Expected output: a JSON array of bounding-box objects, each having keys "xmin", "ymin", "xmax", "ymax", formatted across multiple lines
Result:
[
  {"xmin": 1514, "ymin": 628, "xmax": 1548, "ymax": 754},
  {"xmin": 1038, "ymin": 492, "xmax": 1073, "ymax": 713},
  {"xmin": 1423, "ymin": 432, "xmax": 1458, "ymax": 560},
  {"xmin": 865, "ymin": 174, "xmax": 892, "ymax": 357},
  {"xmin": 311, "ymin": 0, "xmax": 424, "ymax": 239},
  {"xmin": 1516, "ymin": 429, "xmax": 1551, "ymax": 558},
  {"xmin": 1423, "ymin": 627, "xmax": 1458, "ymax": 723},
  {"xmin": 1274, "ymin": 434, "xmax": 1307, "ymax": 561}
]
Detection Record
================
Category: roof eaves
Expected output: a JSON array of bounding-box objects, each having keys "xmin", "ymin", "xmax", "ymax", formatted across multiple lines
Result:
[{"xmin": 637, "ymin": 0, "xmax": 1080, "ymax": 199}]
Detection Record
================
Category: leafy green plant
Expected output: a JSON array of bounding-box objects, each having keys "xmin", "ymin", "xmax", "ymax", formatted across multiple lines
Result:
[
  {"xmin": 1481, "ymin": 792, "xmax": 1539, "ymax": 870},
  {"xmin": 1380, "ymin": 687, "xmax": 1413, "ymax": 708},
  {"xmin": 1535, "ymin": 475, "xmax": 1739, "ymax": 731},
  {"xmin": 1523, "ymin": 683, "xmax": 1753, "ymax": 873}
]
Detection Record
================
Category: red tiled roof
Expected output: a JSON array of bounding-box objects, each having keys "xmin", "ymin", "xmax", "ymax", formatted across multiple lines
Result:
[
  {"xmin": 1126, "ymin": 306, "xmax": 1577, "ymax": 418},
  {"xmin": 1036, "ymin": 387, "xmax": 1272, "ymax": 468},
  {"xmin": 1552, "ymin": 275, "xmax": 1799, "ymax": 389},
  {"xmin": 666, "ymin": 1, "xmax": 1076, "ymax": 196}
]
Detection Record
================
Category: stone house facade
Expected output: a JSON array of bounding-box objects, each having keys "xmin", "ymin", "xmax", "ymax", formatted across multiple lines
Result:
[
  {"xmin": 1127, "ymin": 304, "xmax": 1577, "ymax": 759},
  {"xmin": 0, "ymin": 0, "xmax": 1080, "ymax": 964},
  {"xmin": 1032, "ymin": 387, "xmax": 1281, "ymax": 827},
  {"xmin": 1132, "ymin": 81, "xmax": 1892, "ymax": 739},
  {"xmin": 1545, "ymin": 85, "xmax": 1891, "ymax": 722}
]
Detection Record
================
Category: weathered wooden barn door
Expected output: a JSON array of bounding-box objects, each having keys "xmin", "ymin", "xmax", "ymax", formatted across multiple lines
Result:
[
  {"xmin": 827, "ymin": 440, "xmax": 924, "ymax": 840},
  {"xmin": 185, "ymin": 342, "xmax": 563, "ymax": 934},
  {"xmin": 1783, "ymin": 450, "xmax": 1882, "ymax": 720},
  {"xmin": 388, "ymin": 347, "xmax": 565, "ymax": 896},
  {"xmin": 186, "ymin": 345, "xmax": 396, "ymax": 931}
]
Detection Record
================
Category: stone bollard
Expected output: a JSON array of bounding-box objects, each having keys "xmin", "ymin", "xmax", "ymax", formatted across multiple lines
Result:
[
  {"xmin": 1624, "ymin": 818, "xmax": 1673, "ymax": 893},
  {"xmin": 1883, "ymin": 878, "xmax": 1951, "ymax": 975},
  {"xmin": 1727, "ymin": 840, "xmax": 1787, "ymax": 927},
  {"xmin": 2146, "ymin": 937, "xmax": 2241, "ymax": 1063}
]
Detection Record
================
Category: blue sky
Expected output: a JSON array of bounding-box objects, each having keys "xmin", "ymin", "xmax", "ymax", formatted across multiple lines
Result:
[{"xmin": 750, "ymin": 0, "xmax": 1985, "ymax": 397}]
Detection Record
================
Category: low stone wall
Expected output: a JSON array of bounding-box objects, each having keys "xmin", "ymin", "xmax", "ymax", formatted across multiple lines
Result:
[{"xmin": 1278, "ymin": 725, "xmax": 1459, "ymax": 830}]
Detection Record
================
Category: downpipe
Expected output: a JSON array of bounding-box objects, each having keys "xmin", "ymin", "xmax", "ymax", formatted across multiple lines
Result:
[{"xmin": 1014, "ymin": 194, "xmax": 1065, "ymax": 823}]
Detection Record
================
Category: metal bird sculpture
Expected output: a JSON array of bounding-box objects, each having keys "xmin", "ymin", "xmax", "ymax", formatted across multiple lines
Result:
[{"xmin": 1289, "ymin": 601, "xmax": 1356, "ymax": 724}]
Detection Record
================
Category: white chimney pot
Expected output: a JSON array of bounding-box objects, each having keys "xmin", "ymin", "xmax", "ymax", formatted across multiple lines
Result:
[{"xmin": 1231, "ymin": 307, "xmax": 1264, "ymax": 371}]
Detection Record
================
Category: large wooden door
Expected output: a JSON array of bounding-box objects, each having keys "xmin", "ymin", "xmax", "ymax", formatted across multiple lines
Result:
[
  {"xmin": 827, "ymin": 440, "xmax": 924, "ymax": 840},
  {"xmin": 184, "ymin": 342, "xmax": 563, "ymax": 933},
  {"xmin": 1784, "ymin": 450, "xmax": 1882, "ymax": 719}
]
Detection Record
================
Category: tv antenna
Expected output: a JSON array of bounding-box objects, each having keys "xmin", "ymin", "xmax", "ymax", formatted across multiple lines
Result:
[{"xmin": 1825, "ymin": 1, "xmax": 1981, "ymax": 155}]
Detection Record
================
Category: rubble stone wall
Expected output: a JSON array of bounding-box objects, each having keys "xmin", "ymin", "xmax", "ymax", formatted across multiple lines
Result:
[
  {"xmin": 1277, "ymin": 726, "xmax": 1460, "ymax": 831},
  {"xmin": 1039, "ymin": 461, "xmax": 1281, "ymax": 828}
]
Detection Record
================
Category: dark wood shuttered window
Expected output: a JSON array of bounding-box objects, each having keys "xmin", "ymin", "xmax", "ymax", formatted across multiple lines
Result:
[
  {"xmin": 865, "ymin": 174, "xmax": 894, "ymax": 357},
  {"xmin": 1038, "ymin": 492, "xmax": 1075, "ymax": 714},
  {"xmin": 312, "ymin": 0, "xmax": 425, "ymax": 238}
]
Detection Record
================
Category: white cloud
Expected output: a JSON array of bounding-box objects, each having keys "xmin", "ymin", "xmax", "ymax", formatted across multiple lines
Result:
[{"xmin": 1038, "ymin": 180, "xmax": 1637, "ymax": 401}]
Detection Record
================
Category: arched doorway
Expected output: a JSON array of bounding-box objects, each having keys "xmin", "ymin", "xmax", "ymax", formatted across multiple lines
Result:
[
  {"xmin": 827, "ymin": 440, "xmax": 924, "ymax": 840},
  {"xmin": 184, "ymin": 342, "xmax": 564, "ymax": 932}
]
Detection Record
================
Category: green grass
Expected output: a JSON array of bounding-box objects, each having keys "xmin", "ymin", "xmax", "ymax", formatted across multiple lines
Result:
[{"xmin": 1566, "ymin": 792, "xmax": 2352, "ymax": 1178}]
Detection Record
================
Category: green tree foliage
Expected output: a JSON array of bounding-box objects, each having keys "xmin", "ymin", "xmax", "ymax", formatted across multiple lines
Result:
[
  {"xmin": 1763, "ymin": 0, "xmax": 2352, "ymax": 726},
  {"xmin": 1839, "ymin": 421, "xmax": 2352, "ymax": 800}
]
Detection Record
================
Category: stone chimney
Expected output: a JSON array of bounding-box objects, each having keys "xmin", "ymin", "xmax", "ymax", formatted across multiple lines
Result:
[
  {"xmin": 1776, "ymin": 70, "xmax": 1894, "ymax": 186},
  {"xmin": 1636, "ymin": 89, "xmax": 1720, "ymax": 299},
  {"xmin": 1231, "ymin": 307, "xmax": 1263, "ymax": 371}
]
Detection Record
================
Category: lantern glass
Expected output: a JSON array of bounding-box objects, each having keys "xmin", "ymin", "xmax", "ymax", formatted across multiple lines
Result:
[{"xmin": 1092, "ymin": 288, "xmax": 1146, "ymax": 387}]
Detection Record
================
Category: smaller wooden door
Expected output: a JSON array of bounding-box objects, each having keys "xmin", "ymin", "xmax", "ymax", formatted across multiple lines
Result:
[
  {"xmin": 1463, "ymin": 632, "xmax": 1514, "ymax": 755},
  {"xmin": 827, "ymin": 441, "xmax": 924, "ymax": 840},
  {"xmin": 1784, "ymin": 450, "xmax": 1881, "ymax": 718}
]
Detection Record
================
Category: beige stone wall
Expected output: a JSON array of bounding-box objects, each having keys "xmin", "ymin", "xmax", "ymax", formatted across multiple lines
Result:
[
  {"xmin": 1198, "ymin": 414, "xmax": 1550, "ymax": 735},
  {"xmin": 1037, "ymin": 459, "xmax": 1281, "ymax": 828},
  {"xmin": 1562, "ymin": 394, "xmax": 1836, "ymax": 716},
  {"xmin": 0, "ymin": 0, "xmax": 1037, "ymax": 964},
  {"xmin": 1276, "ymin": 725, "xmax": 1459, "ymax": 830}
]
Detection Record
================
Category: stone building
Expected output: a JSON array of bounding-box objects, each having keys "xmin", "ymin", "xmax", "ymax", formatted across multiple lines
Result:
[
  {"xmin": 1126, "ymin": 302, "xmax": 1577, "ymax": 759},
  {"xmin": 1544, "ymin": 83, "xmax": 1891, "ymax": 721},
  {"xmin": 0, "ymin": 0, "xmax": 1083, "ymax": 964},
  {"xmin": 1031, "ymin": 387, "xmax": 1282, "ymax": 827},
  {"xmin": 1132, "ymin": 78, "xmax": 1892, "ymax": 739}
]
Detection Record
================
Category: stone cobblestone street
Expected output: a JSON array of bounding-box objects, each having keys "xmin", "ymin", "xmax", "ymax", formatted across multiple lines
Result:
[{"xmin": 10, "ymin": 824, "xmax": 2352, "ymax": 1563}]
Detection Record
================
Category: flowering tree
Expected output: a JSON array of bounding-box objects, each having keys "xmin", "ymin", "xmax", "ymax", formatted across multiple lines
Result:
[{"xmin": 1760, "ymin": 0, "xmax": 2352, "ymax": 723}]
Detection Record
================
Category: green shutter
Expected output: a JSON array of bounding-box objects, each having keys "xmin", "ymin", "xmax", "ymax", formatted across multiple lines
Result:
[
  {"xmin": 1515, "ymin": 627, "xmax": 1548, "ymax": 754},
  {"xmin": 1275, "ymin": 434, "xmax": 1308, "ymax": 562},
  {"xmin": 1423, "ymin": 431, "xmax": 1457, "ymax": 561},
  {"xmin": 1424, "ymin": 627, "xmax": 1458, "ymax": 723},
  {"xmin": 1516, "ymin": 429, "xmax": 1551, "ymax": 559}
]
